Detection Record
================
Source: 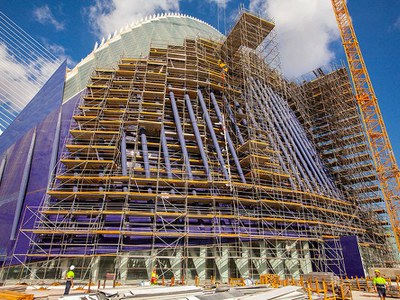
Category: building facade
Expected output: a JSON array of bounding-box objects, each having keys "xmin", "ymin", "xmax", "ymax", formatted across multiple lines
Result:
[{"xmin": 0, "ymin": 12, "xmax": 392, "ymax": 283}]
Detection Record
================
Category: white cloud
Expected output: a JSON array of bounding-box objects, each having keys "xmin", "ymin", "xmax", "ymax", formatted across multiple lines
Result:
[
  {"xmin": 0, "ymin": 43, "xmax": 60, "ymax": 130},
  {"xmin": 207, "ymin": 0, "xmax": 230, "ymax": 8},
  {"xmin": 250, "ymin": 0, "xmax": 340, "ymax": 78},
  {"xmin": 45, "ymin": 42, "xmax": 77, "ymax": 68},
  {"xmin": 0, "ymin": 44, "xmax": 38, "ymax": 112},
  {"xmin": 87, "ymin": 0, "xmax": 180, "ymax": 38},
  {"xmin": 33, "ymin": 5, "xmax": 65, "ymax": 31}
]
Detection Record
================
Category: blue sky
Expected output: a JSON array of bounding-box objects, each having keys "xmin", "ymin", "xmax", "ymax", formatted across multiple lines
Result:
[{"xmin": 0, "ymin": 0, "xmax": 399, "ymax": 161}]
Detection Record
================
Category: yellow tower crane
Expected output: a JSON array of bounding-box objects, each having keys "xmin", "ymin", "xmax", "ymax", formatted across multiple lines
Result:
[{"xmin": 331, "ymin": 0, "xmax": 400, "ymax": 256}]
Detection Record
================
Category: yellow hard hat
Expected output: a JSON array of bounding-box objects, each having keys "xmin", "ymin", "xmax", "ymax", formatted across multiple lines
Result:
[{"xmin": 374, "ymin": 269, "xmax": 380, "ymax": 273}]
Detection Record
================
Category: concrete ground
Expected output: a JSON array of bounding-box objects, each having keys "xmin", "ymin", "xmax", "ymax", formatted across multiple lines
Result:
[
  {"xmin": 352, "ymin": 291, "xmax": 381, "ymax": 300},
  {"xmin": 20, "ymin": 286, "xmax": 387, "ymax": 300},
  {"xmin": 28, "ymin": 287, "xmax": 89, "ymax": 300}
]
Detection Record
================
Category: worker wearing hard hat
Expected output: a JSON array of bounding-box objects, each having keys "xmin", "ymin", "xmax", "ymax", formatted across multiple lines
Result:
[
  {"xmin": 64, "ymin": 265, "xmax": 75, "ymax": 295},
  {"xmin": 373, "ymin": 269, "xmax": 388, "ymax": 300}
]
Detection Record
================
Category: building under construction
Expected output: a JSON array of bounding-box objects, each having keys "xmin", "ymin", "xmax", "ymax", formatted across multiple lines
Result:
[{"xmin": 0, "ymin": 12, "xmax": 394, "ymax": 284}]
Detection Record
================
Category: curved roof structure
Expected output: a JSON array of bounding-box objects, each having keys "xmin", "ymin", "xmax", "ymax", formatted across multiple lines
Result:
[{"xmin": 63, "ymin": 13, "xmax": 224, "ymax": 102}]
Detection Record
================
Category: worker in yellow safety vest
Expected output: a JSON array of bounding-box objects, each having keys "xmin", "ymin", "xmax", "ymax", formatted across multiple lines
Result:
[
  {"xmin": 64, "ymin": 265, "xmax": 75, "ymax": 295},
  {"xmin": 373, "ymin": 269, "xmax": 388, "ymax": 300},
  {"xmin": 218, "ymin": 59, "xmax": 228, "ymax": 80},
  {"xmin": 150, "ymin": 267, "xmax": 158, "ymax": 285}
]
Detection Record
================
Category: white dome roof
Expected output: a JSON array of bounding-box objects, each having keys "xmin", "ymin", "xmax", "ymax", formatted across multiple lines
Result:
[{"xmin": 63, "ymin": 14, "xmax": 223, "ymax": 102}]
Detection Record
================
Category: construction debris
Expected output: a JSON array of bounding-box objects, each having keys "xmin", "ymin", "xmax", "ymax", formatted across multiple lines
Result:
[{"xmin": 59, "ymin": 285, "xmax": 306, "ymax": 300}]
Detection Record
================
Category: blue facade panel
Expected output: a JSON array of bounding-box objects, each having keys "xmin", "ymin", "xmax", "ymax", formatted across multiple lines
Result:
[
  {"xmin": 0, "ymin": 129, "xmax": 35, "ymax": 259},
  {"xmin": 12, "ymin": 109, "xmax": 60, "ymax": 260},
  {"xmin": 0, "ymin": 61, "xmax": 67, "ymax": 262},
  {"xmin": 341, "ymin": 235, "xmax": 365, "ymax": 277},
  {"xmin": 0, "ymin": 61, "xmax": 67, "ymax": 156}
]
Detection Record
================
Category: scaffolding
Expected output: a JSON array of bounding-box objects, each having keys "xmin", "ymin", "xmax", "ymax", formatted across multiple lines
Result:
[
  {"xmin": 2, "ymin": 11, "xmax": 392, "ymax": 285},
  {"xmin": 287, "ymin": 66, "xmax": 393, "ymax": 267}
]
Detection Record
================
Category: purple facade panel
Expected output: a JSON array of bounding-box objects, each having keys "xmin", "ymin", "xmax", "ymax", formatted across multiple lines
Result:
[
  {"xmin": 25, "ymin": 109, "xmax": 60, "ymax": 206},
  {"xmin": 11, "ymin": 95, "xmax": 80, "ymax": 261},
  {"xmin": 12, "ymin": 109, "xmax": 60, "ymax": 259},
  {"xmin": 0, "ymin": 129, "xmax": 35, "ymax": 258},
  {"xmin": 0, "ymin": 62, "xmax": 68, "ymax": 262},
  {"xmin": 341, "ymin": 235, "xmax": 365, "ymax": 277},
  {"xmin": 0, "ymin": 61, "xmax": 67, "ymax": 156}
]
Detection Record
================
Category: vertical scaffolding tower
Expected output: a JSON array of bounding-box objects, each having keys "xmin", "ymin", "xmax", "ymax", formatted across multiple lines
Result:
[{"xmin": 287, "ymin": 67, "xmax": 392, "ymax": 267}]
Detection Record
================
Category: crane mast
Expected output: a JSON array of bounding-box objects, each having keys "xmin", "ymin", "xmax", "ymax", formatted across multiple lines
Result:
[{"xmin": 331, "ymin": 0, "xmax": 400, "ymax": 256}]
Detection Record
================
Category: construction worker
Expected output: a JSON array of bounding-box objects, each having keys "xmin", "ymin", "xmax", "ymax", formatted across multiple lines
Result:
[
  {"xmin": 64, "ymin": 265, "xmax": 75, "ymax": 295},
  {"xmin": 373, "ymin": 269, "xmax": 388, "ymax": 300},
  {"xmin": 150, "ymin": 267, "xmax": 158, "ymax": 285},
  {"xmin": 217, "ymin": 59, "xmax": 228, "ymax": 80}
]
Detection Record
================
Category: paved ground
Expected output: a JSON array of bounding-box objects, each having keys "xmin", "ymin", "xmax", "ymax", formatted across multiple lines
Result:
[
  {"xmin": 24, "ymin": 286, "xmax": 386, "ymax": 300},
  {"xmin": 29, "ymin": 287, "xmax": 85, "ymax": 299},
  {"xmin": 352, "ymin": 291, "xmax": 381, "ymax": 300}
]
